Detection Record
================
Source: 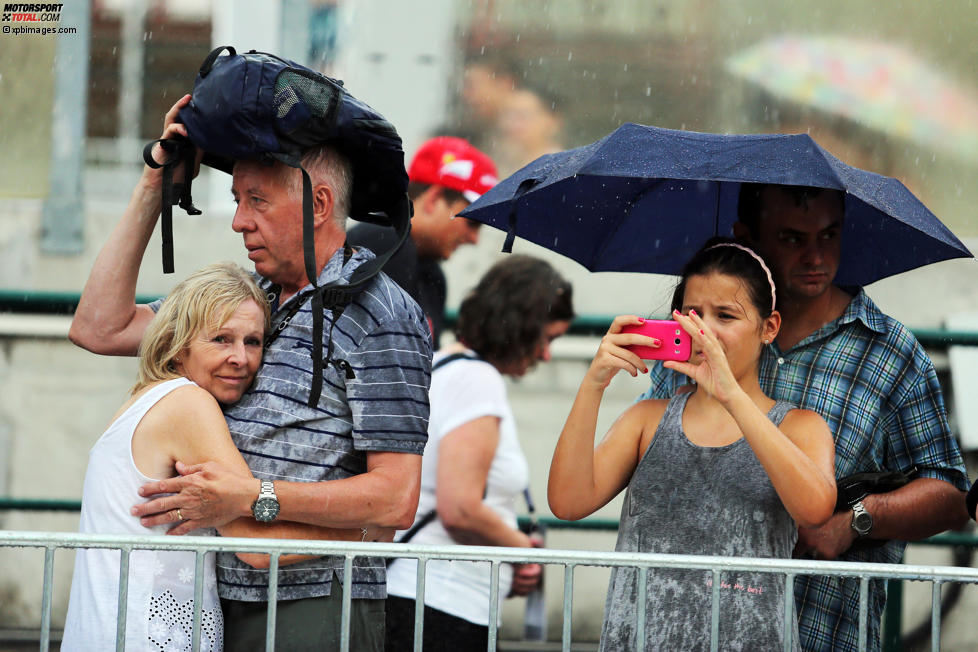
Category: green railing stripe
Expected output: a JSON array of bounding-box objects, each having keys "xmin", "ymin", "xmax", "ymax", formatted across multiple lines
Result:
[{"xmin": 4, "ymin": 290, "xmax": 976, "ymax": 347}]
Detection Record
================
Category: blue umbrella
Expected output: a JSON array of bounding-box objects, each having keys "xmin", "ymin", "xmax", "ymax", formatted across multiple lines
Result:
[{"xmin": 459, "ymin": 123, "xmax": 972, "ymax": 286}]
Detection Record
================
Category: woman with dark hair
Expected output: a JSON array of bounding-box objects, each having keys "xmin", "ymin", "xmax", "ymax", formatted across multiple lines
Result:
[
  {"xmin": 385, "ymin": 254, "xmax": 574, "ymax": 651},
  {"xmin": 549, "ymin": 238, "xmax": 836, "ymax": 651}
]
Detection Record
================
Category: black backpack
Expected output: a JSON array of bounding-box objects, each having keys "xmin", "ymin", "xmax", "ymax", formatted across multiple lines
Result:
[{"xmin": 144, "ymin": 46, "xmax": 412, "ymax": 406}]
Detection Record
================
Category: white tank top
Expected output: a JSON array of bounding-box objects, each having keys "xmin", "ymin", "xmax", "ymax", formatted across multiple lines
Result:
[{"xmin": 61, "ymin": 377, "xmax": 224, "ymax": 651}]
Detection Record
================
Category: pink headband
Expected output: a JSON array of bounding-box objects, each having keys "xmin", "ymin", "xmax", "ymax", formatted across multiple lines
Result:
[{"xmin": 705, "ymin": 243, "xmax": 777, "ymax": 312}]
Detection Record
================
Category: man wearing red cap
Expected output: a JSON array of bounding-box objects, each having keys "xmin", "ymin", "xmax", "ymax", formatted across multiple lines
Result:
[{"xmin": 348, "ymin": 136, "xmax": 498, "ymax": 344}]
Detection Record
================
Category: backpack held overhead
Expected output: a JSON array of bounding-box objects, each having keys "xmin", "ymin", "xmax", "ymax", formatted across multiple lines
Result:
[{"xmin": 144, "ymin": 45, "xmax": 413, "ymax": 406}]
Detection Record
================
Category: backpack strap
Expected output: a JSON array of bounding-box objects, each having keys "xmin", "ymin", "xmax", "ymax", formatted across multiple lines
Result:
[
  {"xmin": 143, "ymin": 138, "xmax": 202, "ymax": 274},
  {"xmin": 430, "ymin": 351, "xmax": 482, "ymax": 372}
]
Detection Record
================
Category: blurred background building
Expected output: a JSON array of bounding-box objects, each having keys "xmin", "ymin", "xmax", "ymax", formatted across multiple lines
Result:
[{"xmin": 1, "ymin": 0, "xmax": 977, "ymax": 648}]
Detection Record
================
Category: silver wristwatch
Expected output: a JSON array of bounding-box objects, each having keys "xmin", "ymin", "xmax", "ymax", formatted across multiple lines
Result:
[
  {"xmin": 251, "ymin": 480, "xmax": 280, "ymax": 523},
  {"xmin": 851, "ymin": 500, "xmax": 873, "ymax": 538}
]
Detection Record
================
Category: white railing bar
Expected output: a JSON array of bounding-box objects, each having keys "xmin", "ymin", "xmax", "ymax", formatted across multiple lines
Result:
[
  {"xmin": 488, "ymin": 561, "xmax": 500, "ymax": 652},
  {"xmin": 191, "ymin": 550, "xmax": 205, "ymax": 652},
  {"xmin": 710, "ymin": 569, "xmax": 720, "ymax": 652},
  {"xmin": 341, "ymin": 555, "xmax": 353, "ymax": 652},
  {"xmin": 266, "ymin": 553, "xmax": 280, "ymax": 651},
  {"xmin": 782, "ymin": 572, "xmax": 795, "ymax": 652},
  {"xmin": 115, "ymin": 547, "xmax": 131, "ymax": 652},
  {"xmin": 40, "ymin": 546, "xmax": 54, "ymax": 652},
  {"xmin": 5, "ymin": 531, "xmax": 978, "ymax": 584},
  {"xmin": 561, "ymin": 564, "xmax": 574, "ymax": 652},
  {"xmin": 858, "ymin": 576, "xmax": 869, "ymax": 652},
  {"xmin": 413, "ymin": 557, "xmax": 427, "ymax": 652},
  {"xmin": 636, "ymin": 566, "xmax": 647, "ymax": 652}
]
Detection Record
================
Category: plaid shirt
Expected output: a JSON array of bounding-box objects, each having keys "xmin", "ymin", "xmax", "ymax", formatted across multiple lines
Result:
[{"xmin": 640, "ymin": 289, "xmax": 968, "ymax": 652}]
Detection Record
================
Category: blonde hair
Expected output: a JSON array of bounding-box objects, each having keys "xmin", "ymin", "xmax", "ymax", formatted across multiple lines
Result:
[{"xmin": 132, "ymin": 262, "xmax": 271, "ymax": 394}]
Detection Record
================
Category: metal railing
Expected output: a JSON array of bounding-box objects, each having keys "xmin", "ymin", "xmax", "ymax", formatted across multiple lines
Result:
[
  {"xmin": 3, "ymin": 530, "xmax": 978, "ymax": 652},
  {"xmin": 4, "ymin": 289, "xmax": 978, "ymax": 349}
]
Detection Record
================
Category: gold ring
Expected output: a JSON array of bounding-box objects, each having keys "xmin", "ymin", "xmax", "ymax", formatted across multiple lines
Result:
[{"xmin": 175, "ymin": 509, "xmax": 183, "ymax": 521}]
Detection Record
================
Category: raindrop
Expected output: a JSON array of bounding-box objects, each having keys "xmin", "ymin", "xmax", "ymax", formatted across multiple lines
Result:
[
  {"xmin": 568, "ymin": 52, "xmax": 573, "ymax": 61},
  {"xmin": 690, "ymin": 75, "xmax": 697, "ymax": 85},
  {"xmin": 515, "ymin": 33, "xmax": 521, "ymax": 42},
  {"xmin": 646, "ymin": 87, "xmax": 651, "ymax": 96},
  {"xmin": 623, "ymin": 64, "xmax": 628, "ymax": 72}
]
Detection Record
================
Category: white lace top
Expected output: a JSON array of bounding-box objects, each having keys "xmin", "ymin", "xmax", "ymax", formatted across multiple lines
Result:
[{"xmin": 62, "ymin": 378, "xmax": 224, "ymax": 651}]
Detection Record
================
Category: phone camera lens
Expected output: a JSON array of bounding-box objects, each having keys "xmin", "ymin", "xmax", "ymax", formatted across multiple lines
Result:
[{"xmin": 674, "ymin": 337, "xmax": 682, "ymax": 346}]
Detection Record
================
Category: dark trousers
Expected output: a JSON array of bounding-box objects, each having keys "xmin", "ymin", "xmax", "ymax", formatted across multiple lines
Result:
[
  {"xmin": 385, "ymin": 595, "xmax": 489, "ymax": 652},
  {"xmin": 223, "ymin": 587, "xmax": 385, "ymax": 652}
]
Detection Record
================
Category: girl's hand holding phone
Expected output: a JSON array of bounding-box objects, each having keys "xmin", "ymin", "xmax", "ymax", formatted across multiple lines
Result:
[
  {"xmin": 664, "ymin": 309, "xmax": 740, "ymax": 405},
  {"xmin": 586, "ymin": 316, "xmax": 668, "ymax": 390}
]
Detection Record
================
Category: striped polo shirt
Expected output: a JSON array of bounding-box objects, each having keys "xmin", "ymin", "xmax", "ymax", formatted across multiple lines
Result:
[{"xmin": 215, "ymin": 246, "xmax": 432, "ymax": 602}]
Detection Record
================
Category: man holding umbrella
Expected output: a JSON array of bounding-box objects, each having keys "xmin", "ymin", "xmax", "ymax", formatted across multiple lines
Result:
[{"xmin": 641, "ymin": 183, "xmax": 970, "ymax": 651}]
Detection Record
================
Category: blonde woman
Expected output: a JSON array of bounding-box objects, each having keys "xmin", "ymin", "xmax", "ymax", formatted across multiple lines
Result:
[{"xmin": 63, "ymin": 263, "xmax": 384, "ymax": 651}]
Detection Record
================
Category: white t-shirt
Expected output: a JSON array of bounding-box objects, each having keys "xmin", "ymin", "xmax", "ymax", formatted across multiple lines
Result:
[
  {"xmin": 386, "ymin": 351, "xmax": 530, "ymax": 626},
  {"xmin": 62, "ymin": 378, "xmax": 223, "ymax": 651}
]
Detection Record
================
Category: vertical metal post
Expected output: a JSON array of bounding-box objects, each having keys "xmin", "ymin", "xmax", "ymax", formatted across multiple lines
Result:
[
  {"xmin": 930, "ymin": 581, "xmax": 942, "ymax": 652},
  {"xmin": 488, "ymin": 561, "xmax": 501, "ymax": 652},
  {"xmin": 191, "ymin": 550, "xmax": 205, "ymax": 652},
  {"xmin": 41, "ymin": 0, "xmax": 91, "ymax": 254},
  {"xmin": 782, "ymin": 573, "xmax": 795, "ymax": 652},
  {"xmin": 561, "ymin": 564, "xmax": 575, "ymax": 652},
  {"xmin": 40, "ymin": 546, "xmax": 55, "ymax": 652},
  {"xmin": 341, "ymin": 555, "xmax": 353, "ymax": 652},
  {"xmin": 636, "ymin": 567, "xmax": 647, "ymax": 652},
  {"xmin": 266, "ymin": 554, "xmax": 280, "ymax": 651},
  {"xmin": 115, "ymin": 548, "xmax": 132, "ymax": 652},
  {"xmin": 710, "ymin": 570, "xmax": 721, "ymax": 652},
  {"xmin": 858, "ymin": 577, "xmax": 870, "ymax": 652},
  {"xmin": 279, "ymin": 0, "xmax": 311, "ymax": 65},
  {"xmin": 414, "ymin": 557, "xmax": 427, "ymax": 652},
  {"xmin": 117, "ymin": 0, "xmax": 148, "ymax": 164}
]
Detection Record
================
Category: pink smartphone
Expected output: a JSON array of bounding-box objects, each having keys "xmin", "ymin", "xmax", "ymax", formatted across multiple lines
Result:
[{"xmin": 621, "ymin": 319, "xmax": 692, "ymax": 361}]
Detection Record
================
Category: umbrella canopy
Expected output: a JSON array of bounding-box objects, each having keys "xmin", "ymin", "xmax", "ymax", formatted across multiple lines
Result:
[
  {"xmin": 726, "ymin": 35, "xmax": 978, "ymax": 162},
  {"xmin": 459, "ymin": 123, "xmax": 972, "ymax": 287}
]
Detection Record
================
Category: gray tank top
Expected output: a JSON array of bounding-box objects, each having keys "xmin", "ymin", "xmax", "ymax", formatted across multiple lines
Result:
[{"xmin": 599, "ymin": 391, "xmax": 800, "ymax": 652}]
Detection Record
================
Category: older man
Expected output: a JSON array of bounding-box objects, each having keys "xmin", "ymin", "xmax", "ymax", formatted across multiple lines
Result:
[
  {"xmin": 69, "ymin": 93, "xmax": 431, "ymax": 651},
  {"xmin": 640, "ymin": 184, "xmax": 969, "ymax": 652}
]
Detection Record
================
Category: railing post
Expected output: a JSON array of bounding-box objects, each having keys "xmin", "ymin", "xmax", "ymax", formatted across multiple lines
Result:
[
  {"xmin": 414, "ymin": 557, "xmax": 427, "ymax": 652},
  {"xmin": 635, "ymin": 566, "xmax": 648, "ymax": 651},
  {"xmin": 341, "ymin": 555, "xmax": 354, "ymax": 652},
  {"xmin": 40, "ymin": 546, "xmax": 55, "ymax": 652},
  {"xmin": 710, "ymin": 569, "xmax": 721, "ymax": 652},
  {"xmin": 488, "ymin": 561, "xmax": 501, "ymax": 652},
  {"xmin": 562, "ymin": 564, "xmax": 575, "ymax": 652},
  {"xmin": 191, "ymin": 550, "xmax": 205, "ymax": 652},
  {"xmin": 782, "ymin": 573, "xmax": 795, "ymax": 652},
  {"xmin": 858, "ymin": 577, "xmax": 870, "ymax": 652},
  {"xmin": 115, "ymin": 547, "xmax": 132, "ymax": 652},
  {"xmin": 265, "ymin": 554, "xmax": 280, "ymax": 651},
  {"xmin": 931, "ymin": 581, "xmax": 943, "ymax": 652}
]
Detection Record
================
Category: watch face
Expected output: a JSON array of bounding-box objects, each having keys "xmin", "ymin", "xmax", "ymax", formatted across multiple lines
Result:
[
  {"xmin": 854, "ymin": 512, "xmax": 872, "ymax": 534},
  {"xmin": 253, "ymin": 497, "xmax": 280, "ymax": 522}
]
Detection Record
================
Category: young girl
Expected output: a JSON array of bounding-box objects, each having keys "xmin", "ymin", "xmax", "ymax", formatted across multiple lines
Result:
[{"xmin": 548, "ymin": 239, "xmax": 836, "ymax": 651}]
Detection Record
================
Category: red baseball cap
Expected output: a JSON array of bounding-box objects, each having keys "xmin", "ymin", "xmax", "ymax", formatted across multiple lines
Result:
[{"xmin": 408, "ymin": 137, "xmax": 498, "ymax": 203}]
